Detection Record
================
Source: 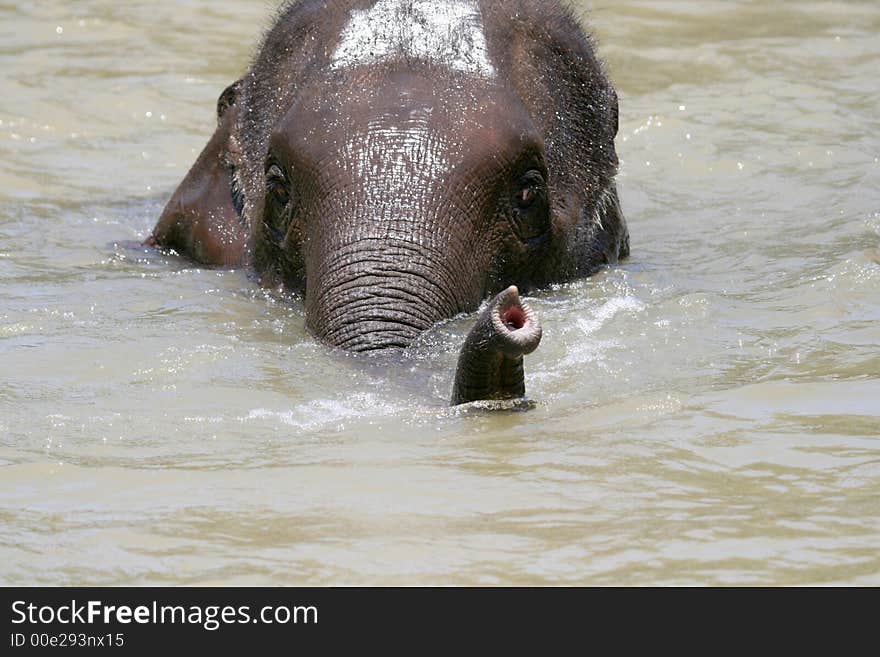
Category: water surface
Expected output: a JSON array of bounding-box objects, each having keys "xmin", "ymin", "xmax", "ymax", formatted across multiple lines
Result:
[{"xmin": 1, "ymin": 0, "xmax": 878, "ymax": 585}]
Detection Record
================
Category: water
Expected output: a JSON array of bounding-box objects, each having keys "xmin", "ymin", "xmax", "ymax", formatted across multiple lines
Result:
[{"xmin": 1, "ymin": 1, "xmax": 878, "ymax": 585}]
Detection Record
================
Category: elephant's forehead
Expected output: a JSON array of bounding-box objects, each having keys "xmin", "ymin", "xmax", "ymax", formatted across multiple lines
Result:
[
  {"xmin": 330, "ymin": 0, "xmax": 496, "ymax": 78},
  {"xmin": 343, "ymin": 118, "xmax": 452, "ymax": 186}
]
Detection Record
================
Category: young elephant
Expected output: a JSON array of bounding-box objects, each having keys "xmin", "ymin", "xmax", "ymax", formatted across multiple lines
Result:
[{"xmin": 147, "ymin": 0, "xmax": 629, "ymax": 405}]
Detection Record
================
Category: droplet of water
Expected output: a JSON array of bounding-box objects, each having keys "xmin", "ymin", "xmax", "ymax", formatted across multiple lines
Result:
[{"xmin": 56, "ymin": 26, "xmax": 63, "ymax": 34}]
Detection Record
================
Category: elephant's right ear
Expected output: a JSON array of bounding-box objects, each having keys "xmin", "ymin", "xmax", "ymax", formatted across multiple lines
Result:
[
  {"xmin": 146, "ymin": 79, "xmax": 248, "ymax": 267},
  {"xmin": 216, "ymin": 79, "xmax": 242, "ymax": 124}
]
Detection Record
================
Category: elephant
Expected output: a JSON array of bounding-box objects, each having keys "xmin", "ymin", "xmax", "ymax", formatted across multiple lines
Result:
[{"xmin": 146, "ymin": 0, "xmax": 629, "ymax": 405}]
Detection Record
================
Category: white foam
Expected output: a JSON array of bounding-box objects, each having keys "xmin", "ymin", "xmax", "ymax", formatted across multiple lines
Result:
[
  {"xmin": 576, "ymin": 296, "xmax": 646, "ymax": 336},
  {"xmin": 331, "ymin": 0, "xmax": 496, "ymax": 78},
  {"xmin": 245, "ymin": 393, "xmax": 404, "ymax": 431}
]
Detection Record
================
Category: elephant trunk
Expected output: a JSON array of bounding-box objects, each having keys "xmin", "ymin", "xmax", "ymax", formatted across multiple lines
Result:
[
  {"xmin": 306, "ymin": 240, "xmax": 471, "ymax": 352},
  {"xmin": 451, "ymin": 286, "xmax": 542, "ymax": 406}
]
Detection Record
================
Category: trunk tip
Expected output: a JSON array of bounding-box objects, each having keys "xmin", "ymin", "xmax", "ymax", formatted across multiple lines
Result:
[{"xmin": 490, "ymin": 286, "xmax": 542, "ymax": 356}]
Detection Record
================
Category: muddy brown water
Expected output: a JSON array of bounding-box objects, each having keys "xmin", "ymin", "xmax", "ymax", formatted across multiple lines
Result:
[{"xmin": 1, "ymin": 1, "xmax": 878, "ymax": 585}]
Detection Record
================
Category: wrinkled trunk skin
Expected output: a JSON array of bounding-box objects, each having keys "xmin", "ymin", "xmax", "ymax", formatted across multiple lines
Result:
[
  {"xmin": 306, "ymin": 239, "xmax": 473, "ymax": 352},
  {"xmin": 451, "ymin": 286, "xmax": 542, "ymax": 405}
]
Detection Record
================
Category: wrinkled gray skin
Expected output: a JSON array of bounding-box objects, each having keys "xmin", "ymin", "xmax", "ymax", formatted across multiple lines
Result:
[{"xmin": 147, "ymin": 0, "xmax": 628, "ymax": 405}]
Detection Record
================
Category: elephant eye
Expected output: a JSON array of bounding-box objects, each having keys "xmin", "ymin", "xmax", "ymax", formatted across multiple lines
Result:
[
  {"xmin": 264, "ymin": 162, "xmax": 293, "ymax": 242},
  {"xmin": 510, "ymin": 169, "xmax": 549, "ymax": 243},
  {"xmin": 266, "ymin": 164, "xmax": 290, "ymax": 205},
  {"xmin": 516, "ymin": 170, "xmax": 545, "ymax": 209},
  {"xmin": 518, "ymin": 186, "xmax": 536, "ymax": 208}
]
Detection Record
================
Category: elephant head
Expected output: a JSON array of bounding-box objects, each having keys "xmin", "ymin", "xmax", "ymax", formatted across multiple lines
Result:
[
  {"xmin": 253, "ymin": 70, "xmax": 562, "ymax": 352},
  {"xmin": 148, "ymin": 0, "xmax": 629, "ymax": 403}
]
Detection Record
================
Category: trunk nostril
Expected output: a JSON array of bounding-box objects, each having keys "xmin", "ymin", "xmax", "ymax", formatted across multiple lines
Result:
[{"xmin": 501, "ymin": 306, "xmax": 527, "ymax": 330}]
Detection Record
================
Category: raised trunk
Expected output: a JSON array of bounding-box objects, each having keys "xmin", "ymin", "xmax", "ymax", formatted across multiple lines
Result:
[{"xmin": 451, "ymin": 286, "xmax": 542, "ymax": 405}]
